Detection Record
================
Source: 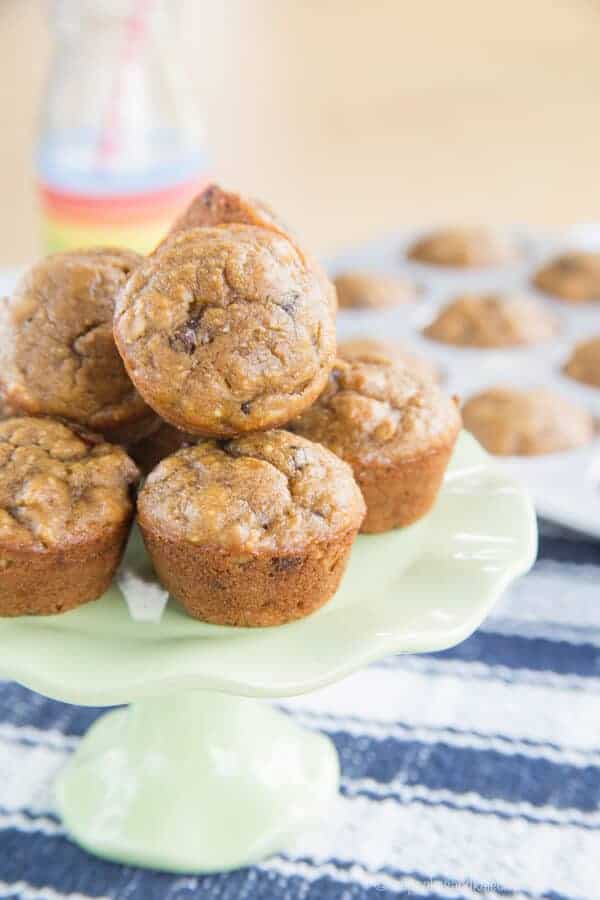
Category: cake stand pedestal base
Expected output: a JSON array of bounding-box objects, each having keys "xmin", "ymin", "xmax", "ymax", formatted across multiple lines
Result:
[{"xmin": 55, "ymin": 690, "xmax": 339, "ymax": 874}]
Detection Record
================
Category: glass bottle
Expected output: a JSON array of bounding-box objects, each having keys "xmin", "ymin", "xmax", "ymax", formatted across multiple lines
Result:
[{"xmin": 36, "ymin": 0, "xmax": 210, "ymax": 254}]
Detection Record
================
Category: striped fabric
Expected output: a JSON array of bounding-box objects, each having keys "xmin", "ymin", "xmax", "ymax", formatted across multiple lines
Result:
[{"xmin": 0, "ymin": 520, "xmax": 598, "ymax": 900}]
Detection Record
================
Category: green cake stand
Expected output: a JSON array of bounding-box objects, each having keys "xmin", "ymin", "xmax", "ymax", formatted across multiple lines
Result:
[{"xmin": 0, "ymin": 433, "xmax": 537, "ymax": 874}]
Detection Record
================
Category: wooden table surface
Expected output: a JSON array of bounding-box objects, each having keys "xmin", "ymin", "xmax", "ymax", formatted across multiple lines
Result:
[{"xmin": 1, "ymin": 0, "xmax": 600, "ymax": 266}]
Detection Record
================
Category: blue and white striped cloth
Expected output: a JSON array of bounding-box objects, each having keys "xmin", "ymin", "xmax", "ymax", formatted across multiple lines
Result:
[{"xmin": 0, "ymin": 519, "xmax": 598, "ymax": 900}]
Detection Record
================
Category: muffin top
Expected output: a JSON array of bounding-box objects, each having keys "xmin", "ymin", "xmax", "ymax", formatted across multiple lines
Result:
[
  {"xmin": 163, "ymin": 183, "xmax": 288, "ymax": 245},
  {"xmin": 0, "ymin": 417, "xmax": 139, "ymax": 551},
  {"xmin": 0, "ymin": 248, "xmax": 154, "ymax": 437},
  {"xmin": 114, "ymin": 225, "xmax": 337, "ymax": 436},
  {"xmin": 463, "ymin": 387, "xmax": 595, "ymax": 456},
  {"xmin": 533, "ymin": 251, "xmax": 600, "ymax": 302},
  {"xmin": 138, "ymin": 430, "xmax": 365, "ymax": 553},
  {"xmin": 291, "ymin": 357, "xmax": 461, "ymax": 467},
  {"xmin": 407, "ymin": 227, "xmax": 513, "ymax": 268},
  {"xmin": 563, "ymin": 336, "xmax": 600, "ymax": 387},
  {"xmin": 423, "ymin": 293, "xmax": 559, "ymax": 347},
  {"xmin": 334, "ymin": 271, "xmax": 416, "ymax": 309},
  {"xmin": 338, "ymin": 337, "xmax": 438, "ymax": 383}
]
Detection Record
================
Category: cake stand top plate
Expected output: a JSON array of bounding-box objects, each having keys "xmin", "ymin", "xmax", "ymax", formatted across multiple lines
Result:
[{"xmin": 0, "ymin": 433, "xmax": 537, "ymax": 706}]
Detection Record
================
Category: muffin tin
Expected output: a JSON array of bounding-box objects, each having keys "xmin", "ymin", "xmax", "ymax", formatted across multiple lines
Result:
[{"xmin": 330, "ymin": 228, "xmax": 600, "ymax": 538}]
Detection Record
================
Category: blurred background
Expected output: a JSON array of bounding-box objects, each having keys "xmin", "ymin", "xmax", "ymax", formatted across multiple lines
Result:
[{"xmin": 1, "ymin": 0, "xmax": 600, "ymax": 266}]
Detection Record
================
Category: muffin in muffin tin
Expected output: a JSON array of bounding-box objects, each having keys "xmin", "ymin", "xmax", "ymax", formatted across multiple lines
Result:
[
  {"xmin": 334, "ymin": 271, "xmax": 416, "ymax": 309},
  {"xmin": 407, "ymin": 226, "xmax": 515, "ymax": 268},
  {"xmin": 563, "ymin": 337, "xmax": 600, "ymax": 387},
  {"xmin": 335, "ymin": 227, "xmax": 600, "ymax": 535},
  {"xmin": 462, "ymin": 387, "xmax": 595, "ymax": 456},
  {"xmin": 533, "ymin": 251, "xmax": 600, "ymax": 302},
  {"xmin": 423, "ymin": 293, "xmax": 559, "ymax": 348}
]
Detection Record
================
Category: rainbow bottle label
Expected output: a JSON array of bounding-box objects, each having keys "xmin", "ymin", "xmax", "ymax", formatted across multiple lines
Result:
[{"xmin": 36, "ymin": 133, "xmax": 211, "ymax": 255}]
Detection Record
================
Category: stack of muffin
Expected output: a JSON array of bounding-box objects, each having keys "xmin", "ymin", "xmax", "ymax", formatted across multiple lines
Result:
[{"xmin": 0, "ymin": 186, "xmax": 460, "ymax": 626}]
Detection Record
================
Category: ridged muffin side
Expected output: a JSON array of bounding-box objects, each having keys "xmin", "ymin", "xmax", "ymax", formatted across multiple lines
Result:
[{"xmin": 137, "ymin": 430, "xmax": 365, "ymax": 626}]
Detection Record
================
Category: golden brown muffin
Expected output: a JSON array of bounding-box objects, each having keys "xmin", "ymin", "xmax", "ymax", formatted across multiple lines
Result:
[
  {"xmin": 129, "ymin": 421, "xmax": 197, "ymax": 474},
  {"xmin": 463, "ymin": 387, "xmax": 595, "ymax": 455},
  {"xmin": 338, "ymin": 337, "xmax": 439, "ymax": 383},
  {"xmin": 0, "ymin": 249, "xmax": 157, "ymax": 444},
  {"xmin": 334, "ymin": 271, "xmax": 416, "ymax": 309},
  {"xmin": 162, "ymin": 183, "xmax": 289, "ymax": 246},
  {"xmin": 114, "ymin": 225, "xmax": 337, "ymax": 437},
  {"xmin": 291, "ymin": 357, "xmax": 461, "ymax": 533},
  {"xmin": 0, "ymin": 392, "xmax": 17, "ymax": 420},
  {"xmin": 423, "ymin": 293, "xmax": 559, "ymax": 347},
  {"xmin": 0, "ymin": 417, "xmax": 139, "ymax": 616},
  {"xmin": 137, "ymin": 430, "xmax": 365, "ymax": 626},
  {"xmin": 407, "ymin": 227, "xmax": 513, "ymax": 268},
  {"xmin": 533, "ymin": 251, "xmax": 600, "ymax": 302},
  {"xmin": 563, "ymin": 337, "xmax": 600, "ymax": 387}
]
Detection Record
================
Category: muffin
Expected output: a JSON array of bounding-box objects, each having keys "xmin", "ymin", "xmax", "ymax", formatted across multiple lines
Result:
[
  {"xmin": 0, "ymin": 249, "xmax": 157, "ymax": 444},
  {"xmin": 533, "ymin": 251, "xmax": 600, "ymax": 302},
  {"xmin": 0, "ymin": 417, "xmax": 139, "ymax": 616},
  {"xmin": 0, "ymin": 391, "xmax": 17, "ymax": 420},
  {"xmin": 162, "ymin": 183, "xmax": 289, "ymax": 245},
  {"xmin": 563, "ymin": 337, "xmax": 600, "ymax": 387},
  {"xmin": 423, "ymin": 293, "xmax": 559, "ymax": 347},
  {"xmin": 338, "ymin": 337, "xmax": 439, "ymax": 383},
  {"xmin": 407, "ymin": 227, "xmax": 513, "ymax": 268},
  {"xmin": 114, "ymin": 225, "xmax": 337, "ymax": 437},
  {"xmin": 137, "ymin": 430, "xmax": 365, "ymax": 626},
  {"xmin": 462, "ymin": 387, "xmax": 595, "ymax": 455},
  {"xmin": 291, "ymin": 357, "xmax": 461, "ymax": 533},
  {"xmin": 334, "ymin": 271, "xmax": 416, "ymax": 309},
  {"xmin": 129, "ymin": 421, "xmax": 197, "ymax": 475}
]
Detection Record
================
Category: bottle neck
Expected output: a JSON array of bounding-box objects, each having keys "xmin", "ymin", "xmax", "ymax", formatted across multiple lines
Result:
[{"xmin": 50, "ymin": 0, "xmax": 172, "ymax": 45}]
